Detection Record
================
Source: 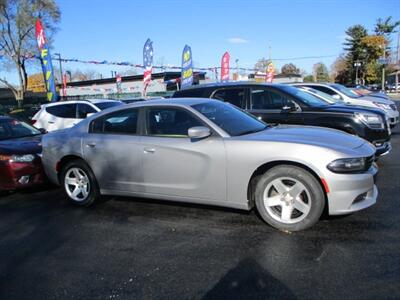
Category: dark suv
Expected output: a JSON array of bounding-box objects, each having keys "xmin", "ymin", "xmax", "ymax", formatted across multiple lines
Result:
[{"xmin": 173, "ymin": 82, "xmax": 391, "ymax": 156}]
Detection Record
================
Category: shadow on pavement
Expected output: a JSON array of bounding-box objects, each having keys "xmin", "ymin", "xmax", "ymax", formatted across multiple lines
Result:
[{"xmin": 202, "ymin": 257, "xmax": 296, "ymax": 300}]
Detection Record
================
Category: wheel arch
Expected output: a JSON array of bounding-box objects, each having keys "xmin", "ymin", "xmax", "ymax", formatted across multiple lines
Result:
[
  {"xmin": 247, "ymin": 160, "xmax": 328, "ymax": 209},
  {"xmin": 56, "ymin": 155, "xmax": 85, "ymax": 183}
]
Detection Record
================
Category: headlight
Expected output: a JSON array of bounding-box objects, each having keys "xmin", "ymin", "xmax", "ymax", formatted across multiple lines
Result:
[
  {"xmin": 327, "ymin": 157, "xmax": 366, "ymax": 173},
  {"xmin": 354, "ymin": 112, "xmax": 384, "ymax": 129},
  {"xmin": 373, "ymin": 102, "xmax": 391, "ymax": 110},
  {"xmin": 10, "ymin": 154, "xmax": 36, "ymax": 163}
]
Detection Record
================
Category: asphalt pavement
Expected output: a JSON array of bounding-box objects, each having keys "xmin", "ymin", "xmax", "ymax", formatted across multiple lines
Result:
[{"xmin": 1, "ymin": 103, "xmax": 400, "ymax": 300}]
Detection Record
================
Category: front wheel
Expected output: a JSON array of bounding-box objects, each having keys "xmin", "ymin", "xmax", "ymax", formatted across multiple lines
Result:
[
  {"xmin": 61, "ymin": 160, "xmax": 100, "ymax": 207},
  {"xmin": 255, "ymin": 165, "xmax": 325, "ymax": 231}
]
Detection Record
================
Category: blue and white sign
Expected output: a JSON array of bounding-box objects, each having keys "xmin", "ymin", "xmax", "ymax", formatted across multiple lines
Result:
[{"xmin": 181, "ymin": 45, "xmax": 193, "ymax": 89}]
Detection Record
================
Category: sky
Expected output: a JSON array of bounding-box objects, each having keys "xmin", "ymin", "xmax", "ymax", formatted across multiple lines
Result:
[{"xmin": 1, "ymin": 0, "xmax": 400, "ymax": 83}]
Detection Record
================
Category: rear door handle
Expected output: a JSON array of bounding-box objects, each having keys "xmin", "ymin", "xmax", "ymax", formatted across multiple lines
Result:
[
  {"xmin": 143, "ymin": 147, "xmax": 155, "ymax": 154},
  {"xmin": 48, "ymin": 121, "xmax": 55, "ymax": 124},
  {"xmin": 86, "ymin": 143, "xmax": 96, "ymax": 148}
]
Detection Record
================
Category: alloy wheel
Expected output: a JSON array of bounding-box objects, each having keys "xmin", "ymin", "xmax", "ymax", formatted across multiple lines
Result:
[
  {"xmin": 263, "ymin": 177, "xmax": 312, "ymax": 224},
  {"xmin": 64, "ymin": 167, "xmax": 91, "ymax": 202}
]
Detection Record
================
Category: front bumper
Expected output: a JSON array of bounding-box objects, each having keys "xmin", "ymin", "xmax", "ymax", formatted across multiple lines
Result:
[
  {"xmin": 375, "ymin": 141, "xmax": 391, "ymax": 156},
  {"xmin": 326, "ymin": 165, "xmax": 378, "ymax": 215},
  {"xmin": 386, "ymin": 109, "xmax": 399, "ymax": 126},
  {"xmin": 0, "ymin": 160, "xmax": 45, "ymax": 190}
]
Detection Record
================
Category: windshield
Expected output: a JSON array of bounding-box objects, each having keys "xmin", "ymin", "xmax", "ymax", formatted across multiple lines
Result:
[
  {"xmin": 95, "ymin": 101, "xmax": 123, "ymax": 110},
  {"xmin": 279, "ymin": 85, "xmax": 329, "ymax": 107},
  {"xmin": 330, "ymin": 84, "xmax": 362, "ymax": 98},
  {"xmin": 192, "ymin": 101, "xmax": 267, "ymax": 136},
  {"xmin": 0, "ymin": 119, "xmax": 41, "ymax": 141}
]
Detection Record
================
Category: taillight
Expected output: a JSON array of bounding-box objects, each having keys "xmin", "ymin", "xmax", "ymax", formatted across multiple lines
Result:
[
  {"xmin": 0, "ymin": 155, "xmax": 11, "ymax": 162},
  {"xmin": 31, "ymin": 119, "xmax": 37, "ymax": 126}
]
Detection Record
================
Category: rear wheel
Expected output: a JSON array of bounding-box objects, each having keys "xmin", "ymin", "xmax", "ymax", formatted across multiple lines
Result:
[
  {"xmin": 61, "ymin": 160, "xmax": 100, "ymax": 207},
  {"xmin": 255, "ymin": 165, "xmax": 325, "ymax": 231}
]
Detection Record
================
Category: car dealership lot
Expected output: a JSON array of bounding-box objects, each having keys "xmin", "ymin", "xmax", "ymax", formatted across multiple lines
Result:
[{"xmin": 0, "ymin": 103, "xmax": 399, "ymax": 300}]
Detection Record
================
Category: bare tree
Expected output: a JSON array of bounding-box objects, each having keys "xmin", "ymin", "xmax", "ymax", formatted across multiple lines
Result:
[
  {"xmin": 67, "ymin": 69, "xmax": 102, "ymax": 81},
  {"xmin": 280, "ymin": 63, "xmax": 300, "ymax": 75},
  {"xmin": 254, "ymin": 58, "xmax": 271, "ymax": 72},
  {"xmin": 0, "ymin": 0, "xmax": 60, "ymax": 106}
]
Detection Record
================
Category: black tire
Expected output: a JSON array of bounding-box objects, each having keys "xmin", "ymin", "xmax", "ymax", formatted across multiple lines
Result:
[
  {"xmin": 61, "ymin": 159, "xmax": 100, "ymax": 207},
  {"xmin": 254, "ymin": 165, "xmax": 325, "ymax": 231}
]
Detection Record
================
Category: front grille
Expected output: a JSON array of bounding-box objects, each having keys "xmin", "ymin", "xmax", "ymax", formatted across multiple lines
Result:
[
  {"xmin": 365, "ymin": 155, "xmax": 374, "ymax": 171},
  {"xmin": 390, "ymin": 104, "xmax": 398, "ymax": 111}
]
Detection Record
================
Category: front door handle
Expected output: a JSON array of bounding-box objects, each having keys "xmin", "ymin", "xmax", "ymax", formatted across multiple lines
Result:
[
  {"xmin": 143, "ymin": 147, "xmax": 155, "ymax": 154},
  {"xmin": 48, "ymin": 121, "xmax": 55, "ymax": 124},
  {"xmin": 86, "ymin": 142, "xmax": 96, "ymax": 148}
]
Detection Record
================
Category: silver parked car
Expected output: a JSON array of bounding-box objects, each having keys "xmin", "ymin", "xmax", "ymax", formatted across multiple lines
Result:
[{"xmin": 42, "ymin": 98, "xmax": 378, "ymax": 231}]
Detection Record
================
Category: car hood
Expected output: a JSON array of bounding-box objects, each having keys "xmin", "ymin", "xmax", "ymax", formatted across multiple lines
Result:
[
  {"xmin": 314, "ymin": 104, "xmax": 386, "ymax": 117},
  {"xmin": 237, "ymin": 125, "xmax": 367, "ymax": 152},
  {"xmin": 0, "ymin": 135, "xmax": 42, "ymax": 155},
  {"xmin": 359, "ymin": 95, "xmax": 393, "ymax": 104},
  {"xmin": 368, "ymin": 92, "xmax": 389, "ymax": 100}
]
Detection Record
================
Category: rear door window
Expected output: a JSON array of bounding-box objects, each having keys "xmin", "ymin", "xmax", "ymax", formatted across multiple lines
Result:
[
  {"xmin": 46, "ymin": 104, "xmax": 78, "ymax": 118},
  {"xmin": 211, "ymin": 88, "xmax": 247, "ymax": 109},
  {"xmin": 91, "ymin": 109, "xmax": 139, "ymax": 135}
]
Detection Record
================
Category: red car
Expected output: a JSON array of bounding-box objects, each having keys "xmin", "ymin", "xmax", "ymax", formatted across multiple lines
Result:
[{"xmin": 0, "ymin": 116, "xmax": 45, "ymax": 191}]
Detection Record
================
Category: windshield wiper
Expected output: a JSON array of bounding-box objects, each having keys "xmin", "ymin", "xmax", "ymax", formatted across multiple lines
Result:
[{"xmin": 238, "ymin": 126, "xmax": 268, "ymax": 136}]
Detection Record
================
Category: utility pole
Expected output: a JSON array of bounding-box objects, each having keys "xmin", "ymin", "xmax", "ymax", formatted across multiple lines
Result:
[
  {"xmin": 396, "ymin": 31, "xmax": 400, "ymax": 92},
  {"xmin": 235, "ymin": 59, "xmax": 239, "ymax": 81},
  {"xmin": 54, "ymin": 53, "xmax": 63, "ymax": 84},
  {"xmin": 268, "ymin": 46, "xmax": 272, "ymax": 61}
]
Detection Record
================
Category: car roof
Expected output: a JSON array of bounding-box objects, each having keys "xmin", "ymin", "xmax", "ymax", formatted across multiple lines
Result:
[
  {"xmin": 40, "ymin": 99, "xmax": 119, "ymax": 107},
  {"xmin": 0, "ymin": 115, "xmax": 13, "ymax": 121},
  {"xmin": 176, "ymin": 81, "xmax": 290, "ymax": 91},
  {"xmin": 291, "ymin": 82, "xmax": 332, "ymax": 86},
  {"xmin": 119, "ymin": 97, "xmax": 217, "ymax": 108}
]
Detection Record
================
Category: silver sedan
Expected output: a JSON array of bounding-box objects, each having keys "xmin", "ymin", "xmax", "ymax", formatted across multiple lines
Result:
[{"xmin": 42, "ymin": 98, "xmax": 378, "ymax": 231}]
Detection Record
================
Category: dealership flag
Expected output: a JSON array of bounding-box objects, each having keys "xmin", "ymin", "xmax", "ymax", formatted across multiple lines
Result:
[
  {"xmin": 221, "ymin": 51, "xmax": 230, "ymax": 82},
  {"xmin": 116, "ymin": 74, "xmax": 122, "ymax": 93},
  {"xmin": 143, "ymin": 39, "xmax": 153, "ymax": 96},
  {"xmin": 265, "ymin": 62, "xmax": 275, "ymax": 83},
  {"xmin": 35, "ymin": 19, "xmax": 57, "ymax": 102},
  {"xmin": 181, "ymin": 45, "xmax": 193, "ymax": 89}
]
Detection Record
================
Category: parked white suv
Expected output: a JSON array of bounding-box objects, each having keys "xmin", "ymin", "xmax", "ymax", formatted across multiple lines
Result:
[
  {"xmin": 32, "ymin": 99, "xmax": 123, "ymax": 132},
  {"xmin": 294, "ymin": 83, "xmax": 399, "ymax": 128}
]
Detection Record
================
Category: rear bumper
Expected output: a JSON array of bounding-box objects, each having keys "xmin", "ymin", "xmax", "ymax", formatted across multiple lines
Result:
[
  {"xmin": 326, "ymin": 165, "xmax": 378, "ymax": 215},
  {"xmin": 0, "ymin": 160, "xmax": 45, "ymax": 190}
]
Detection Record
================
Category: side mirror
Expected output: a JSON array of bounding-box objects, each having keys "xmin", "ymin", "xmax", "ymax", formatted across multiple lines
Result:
[
  {"xmin": 188, "ymin": 126, "xmax": 211, "ymax": 139},
  {"xmin": 332, "ymin": 94, "xmax": 341, "ymax": 100},
  {"xmin": 38, "ymin": 128, "xmax": 47, "ymax": 134},
  {"xmin": 86, "ymin": 113, "xmax": 95, "ymax": 118},
  {"xmin": 281, "ymin": 105, "xmax": 295, "ymax": 113}
]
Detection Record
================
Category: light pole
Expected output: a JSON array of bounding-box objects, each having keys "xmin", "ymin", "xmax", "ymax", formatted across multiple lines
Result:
[
  {"xmin": 380, "ymin": 43, "xmax": 386, "ymax": 91},
  {"xmin": 354, "ymin": 61, "xmax": 361, "ymax": 84}
]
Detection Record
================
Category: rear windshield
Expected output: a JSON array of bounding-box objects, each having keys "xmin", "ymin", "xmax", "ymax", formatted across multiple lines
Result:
[
  {"xmin": 0, "ymin": 119, "xmax": 41, "ymax": 140},
  {"xmin": 330, "ymin": 84, "xmax": 362, "ymax": 98},
  {"xmin": 95, "ymin": 101, "xmax": 123, "ymax": 110}
]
